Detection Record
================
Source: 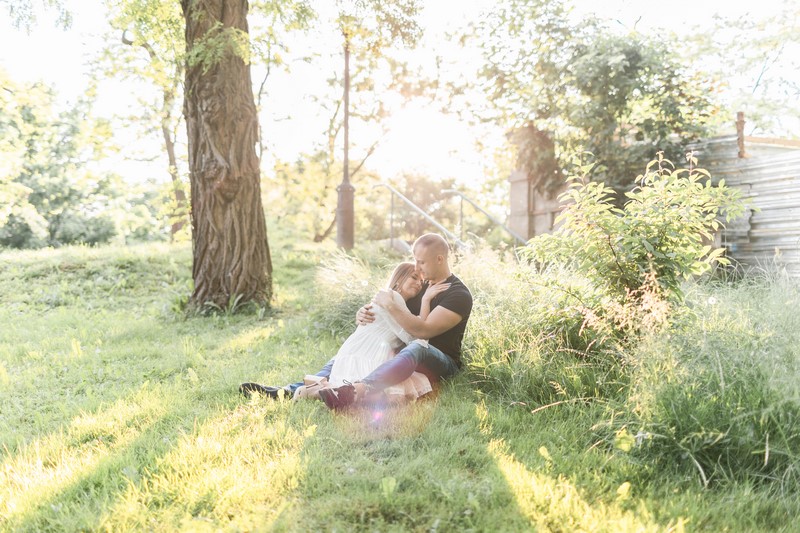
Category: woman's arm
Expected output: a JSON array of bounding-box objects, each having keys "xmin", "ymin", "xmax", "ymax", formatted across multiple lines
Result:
[
  {"xmin": 419, "ymin": 281, "xmax": 451, "ymax": 319},
  {"xmin": 384, "ymin": 290, "xmax": 416, "ymax": 344},
  {"xmin": 375, "ymin": 288, "xmax": 463, "ymax": 339}
]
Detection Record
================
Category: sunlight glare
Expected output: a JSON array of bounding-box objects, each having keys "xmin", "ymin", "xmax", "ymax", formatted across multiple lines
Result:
[{"xmin": 375, "ymin": 102, "xmax": 492, "ymax": 189}]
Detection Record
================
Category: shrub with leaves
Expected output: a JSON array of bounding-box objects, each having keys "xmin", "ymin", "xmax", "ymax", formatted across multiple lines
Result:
[{"xmin": 523, "ymin": 153, "xmax": 746, "ymax": 306}]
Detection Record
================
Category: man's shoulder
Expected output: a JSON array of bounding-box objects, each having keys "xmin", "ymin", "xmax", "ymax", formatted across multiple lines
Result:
[
  {"xmin": 447, "ymin": 274, "xmax": 472, "ymax": 296},
  {"xmin": 441, "ymin": 274, "xmax": 472, "ymax": 312}
]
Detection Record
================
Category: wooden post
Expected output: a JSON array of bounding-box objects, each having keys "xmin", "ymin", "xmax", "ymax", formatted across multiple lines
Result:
[
  {"xmin": 507, "ymin": 124, "xmax": 562, "ymax": 239},
  {"xmin": 736, "ymin": 111, "xmax": 747, "ymax": 158},
  {"xmin": 337, "ymin": 39, "xmax": 355, "ymax": 249}
]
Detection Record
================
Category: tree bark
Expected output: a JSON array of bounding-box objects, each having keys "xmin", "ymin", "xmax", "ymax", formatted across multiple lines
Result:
[{"xmin": 181, "ymin": 0, "xmax": 272, "ymax": 309}]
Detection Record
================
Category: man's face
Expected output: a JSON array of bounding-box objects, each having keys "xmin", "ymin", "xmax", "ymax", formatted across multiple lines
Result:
[{"xmin": 413, "ymin": 245, "xmax": 439, "ymax": 281}]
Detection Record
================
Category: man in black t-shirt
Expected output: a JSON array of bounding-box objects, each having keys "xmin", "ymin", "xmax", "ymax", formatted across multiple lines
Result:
[
  {"xmin": 319, "ymin": 233, "xmax": 473, "ymax": 409},
  {"xmin": 402, "ymin": 274, "xmax": 471, "ymax": 367}
]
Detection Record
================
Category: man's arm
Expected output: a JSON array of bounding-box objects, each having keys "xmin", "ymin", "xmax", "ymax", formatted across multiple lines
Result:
[
  {"xmin": 356, "ymin": 303, "xmax": 375, "ymax": 326},
  {"xmin": 374, "ymin": 289, "xmax": 462, "ymax": 339}
]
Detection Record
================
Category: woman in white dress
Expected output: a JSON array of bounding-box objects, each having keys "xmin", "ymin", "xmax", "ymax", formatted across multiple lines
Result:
[{"xmin": 303, "ymin": 262, "xmax": 448, "ymax": 403}]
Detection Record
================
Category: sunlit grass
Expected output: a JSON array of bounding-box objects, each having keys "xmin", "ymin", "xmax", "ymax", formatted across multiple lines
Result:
[{"xmin": 0, "ymin": 239, "xmax": 798, "ymax": 531}]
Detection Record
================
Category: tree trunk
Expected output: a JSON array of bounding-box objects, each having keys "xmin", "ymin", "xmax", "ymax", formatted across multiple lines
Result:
[{"xmin": 181, "ymin": 0, "xmax": 272, "ymax": 309}]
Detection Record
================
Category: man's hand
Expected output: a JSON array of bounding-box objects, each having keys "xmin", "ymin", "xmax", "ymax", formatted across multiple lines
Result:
[{"xmin": 356, "ymin": 303, "xmax": 376, "ymax": 326}]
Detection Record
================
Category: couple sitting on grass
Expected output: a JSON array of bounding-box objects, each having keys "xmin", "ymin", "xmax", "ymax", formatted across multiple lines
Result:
[{"xmin": 240, "ymin": 233, "xmax": 473, "ymax": 410}]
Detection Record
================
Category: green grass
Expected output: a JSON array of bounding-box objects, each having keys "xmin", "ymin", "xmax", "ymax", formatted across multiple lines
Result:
[{"xmin": 1, "ymin": 238, "xmax": 798, "ymax": 531}]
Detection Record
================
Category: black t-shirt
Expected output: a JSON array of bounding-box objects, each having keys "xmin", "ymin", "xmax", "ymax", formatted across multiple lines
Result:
[{"xmin": 405, "ymin": 274, "xmax": 473, "ymax": 365}]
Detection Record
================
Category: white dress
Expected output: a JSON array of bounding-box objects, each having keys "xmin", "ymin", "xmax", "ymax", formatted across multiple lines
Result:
[{"xmin": 327, "ymin": 290, "xmax": 433, "ymax": 400}]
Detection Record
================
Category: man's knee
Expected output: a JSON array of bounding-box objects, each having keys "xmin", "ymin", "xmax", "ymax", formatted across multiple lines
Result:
[
  {"xmin": 398, "ymin": 343, "xmax": 457, "ymax": 379},
  {"xmin": 396, "ymin": 342, "xmax": 426, "ymax": 364}
]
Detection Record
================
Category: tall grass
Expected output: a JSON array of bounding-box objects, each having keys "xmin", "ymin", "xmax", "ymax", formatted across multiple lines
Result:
[
  {"xmin": 309, "ymin": 250, "xmax": 382, "ymax": 339},
  {"xmin": 457, "ymin": 245, "xmax": 629, "ymax": 405},
  {"xmin": 449, "ymin": 243, "xmax": 799, "ymax": 492},
  {"xmin": 611, "ymin": 275, "xmax": 800, "ymax": 490}
]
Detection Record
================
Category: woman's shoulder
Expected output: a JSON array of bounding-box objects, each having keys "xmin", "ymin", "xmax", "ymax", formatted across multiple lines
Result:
[{"xmin": 371, "ymin": 289, "xmax": 404, "ymax": 304}]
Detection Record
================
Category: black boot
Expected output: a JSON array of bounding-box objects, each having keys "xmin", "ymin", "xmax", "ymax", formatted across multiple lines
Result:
[{"xmin": 239, "ymin": 382, "xmax": 290, "ymax": 399}]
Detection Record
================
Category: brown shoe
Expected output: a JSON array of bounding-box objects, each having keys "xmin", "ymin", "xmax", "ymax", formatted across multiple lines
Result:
[{"xmin": 319, "ymin": 381, "xmax": 356, "ymax": 410}]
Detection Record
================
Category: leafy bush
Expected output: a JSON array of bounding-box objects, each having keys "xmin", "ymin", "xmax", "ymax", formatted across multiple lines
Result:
[
  {"xmin": 518, "ymin": 154, "xmax": 746, "ymax": 352},
  {"xmin": 525, "ymin": 154, "xmax": 746, "ymax": 303},
  {"xmin": 0, "ymin": 212, "xmax": 48, "ymax": 249},
  {"xmin": 53, "ymin": 212, "xmax": 117, "ymax": 246}
]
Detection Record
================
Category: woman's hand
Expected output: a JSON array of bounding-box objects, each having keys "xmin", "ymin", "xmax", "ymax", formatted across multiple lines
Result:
[
  {"xmin": 356, "ymin": 303, "xmax": 376, "ymax": 326},
  {"xmin": 373, "ymin": 289, "xmax": 395, "ymax": 309},
  {"xmin": 422, "ymin": 281, "xmax": 450, "ymax": 302}
]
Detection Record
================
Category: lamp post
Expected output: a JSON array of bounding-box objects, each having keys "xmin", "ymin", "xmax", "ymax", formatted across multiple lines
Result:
[{"xmin": 336, "ymin": 37, "xmax": 354, "ymax": 250}]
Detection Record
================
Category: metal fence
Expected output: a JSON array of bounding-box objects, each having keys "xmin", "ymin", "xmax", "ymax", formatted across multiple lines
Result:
[{"xmin": 690, "ymin": 134, "xmax": 800, "ymax": 277}]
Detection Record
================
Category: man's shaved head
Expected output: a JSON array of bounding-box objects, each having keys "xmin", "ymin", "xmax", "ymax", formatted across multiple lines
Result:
[{"xmin": 413, "ymin": 233, "xmax": 449, "ymax": 258}]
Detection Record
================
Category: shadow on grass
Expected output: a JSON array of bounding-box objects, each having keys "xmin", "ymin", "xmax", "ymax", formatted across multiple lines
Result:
[
  {"xmin": 0, "ymin": 312, "xmax": 205, "ymax": 454},
  {"xmin": 2, "ymin": 380, "xmax": 322, "ymax": 531},
  {"xmin": 473, "ymin": 399, "xmax": 664, "ymax": 531},
  {"xmin": 476, "ymin": 397, "xmax": 800, "ymax": 532},
  {"xmin": 265, "ymin": 376, "xmax": 536, "ymax": 531},
  {"xmin": 1, "ymin": 382, "xmax": 208, "ymax": 531}
]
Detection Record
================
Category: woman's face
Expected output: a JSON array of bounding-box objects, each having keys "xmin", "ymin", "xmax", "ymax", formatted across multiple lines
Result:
[{"xmin": 398, "ymin": 271, "xmax": 423, "ymax": 300}]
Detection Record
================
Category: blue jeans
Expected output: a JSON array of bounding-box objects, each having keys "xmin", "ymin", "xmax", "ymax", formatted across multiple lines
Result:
[{"xmin": 362, "ymin": 342, "xmax": 459, "ymax": 391}]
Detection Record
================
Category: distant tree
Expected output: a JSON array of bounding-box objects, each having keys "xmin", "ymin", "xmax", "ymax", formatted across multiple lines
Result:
[
  {"xmin": 98, "ymin": 0, "xmax": 189, "ymax": 237},
  {"xmin": 306, "ymin": 0, "xmax": 423, "ymax": 243},
  {"xmin": 689, "ymin": 2, "xmax": 800, "ymax": 137},
  {"xmin": 248, "ymin": 0, "xmax": 316, "ymax": 159},
  {"xmin": 471, "ymin": 0, "xmax": 720, "ymax": 194},
  {"xmin": 1, "ymin": 0, "xmax": 71, "ymax": 32},
  {"xmin": 384, "ymin": 173, "xmax": 460, "ymax": 241},
  {"xmin": 0, "ymin": 69, "xmax": 42, "ymax": 236},
  {"xmin": 0, "ymin": 72, "xmax": 121, "ymax": 248},
  {"xmin": 180, "ymin": 0, "xmax": 272, "ymax": 309}
]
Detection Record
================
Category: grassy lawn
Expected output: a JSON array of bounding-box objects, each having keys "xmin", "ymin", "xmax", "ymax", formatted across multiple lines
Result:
[{"xmin": 1, "ymin": 238, "xmax": 798, "ymax": 532}]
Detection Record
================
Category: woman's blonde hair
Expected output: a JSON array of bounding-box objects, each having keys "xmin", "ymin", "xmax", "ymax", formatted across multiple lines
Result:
[{"xmin": 387, "ymin": 262, "xmax": 416, "ymax": 293}]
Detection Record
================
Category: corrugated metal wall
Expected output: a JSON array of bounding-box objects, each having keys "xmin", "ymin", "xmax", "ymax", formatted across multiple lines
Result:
[{"xmin": 691, "ymin": 134, "xmax": 800, "ymax": 277}]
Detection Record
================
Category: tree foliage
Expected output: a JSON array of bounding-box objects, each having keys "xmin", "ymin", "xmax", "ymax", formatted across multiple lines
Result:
[
  {"xmin": 689, "ymin": 1, "xmax": 800, "ymax": 137},
  {"xmin": 0, "ymin": 71, "xmax": 127, "ymax": 248},
  {"xmin": 474, "ymin": 0, "xmax": 721, "ymax": 193},
  {"xmin": 297, "ymin": 0, "xmax": 423, "ymax": 242},
  {"xmin": 1, "ymin": 0, "xmax": 71, "ymax": 32},
  {"xmin": 97, "ymin": 0, "xmax": 189, "ymax": 237}
]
